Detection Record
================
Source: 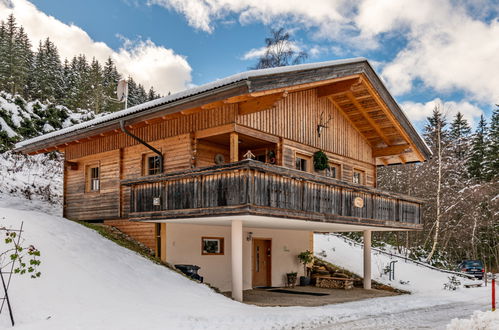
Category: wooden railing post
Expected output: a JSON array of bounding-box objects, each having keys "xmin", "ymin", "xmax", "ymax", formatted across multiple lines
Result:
[{"xmin": 230, "ymin": 132, "xmax": 238, "ymax": 162}]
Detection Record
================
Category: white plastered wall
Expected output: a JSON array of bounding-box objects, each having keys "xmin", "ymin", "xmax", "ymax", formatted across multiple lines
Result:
[{"xmin": 165, "ymin": 223, "xmax": 310, "ymax": 292}]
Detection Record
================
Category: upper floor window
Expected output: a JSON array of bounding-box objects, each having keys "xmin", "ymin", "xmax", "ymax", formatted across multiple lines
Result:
[
  {"xmin": 295, "ymin": 153, "xmax": 311, "ymax": 172},
  {"xmin": 144, "ymin": 154, "xmax": 162, "ymax": 175},
  {"xmin": 353, "ymin": 169, "xmax": 365, "ymax": 185},
  {"xmin": 86, "ymin": 165, "xmax": 100, "ymax": 192},
  {"xmin": 327, "ymin": 163, "xmax": 341, "ymax": 179}
]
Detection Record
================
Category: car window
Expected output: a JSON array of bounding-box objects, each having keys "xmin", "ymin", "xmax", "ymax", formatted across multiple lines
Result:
[{"xmin": 464, "ymin": 261, "xmax": 483, "ymax": 267}]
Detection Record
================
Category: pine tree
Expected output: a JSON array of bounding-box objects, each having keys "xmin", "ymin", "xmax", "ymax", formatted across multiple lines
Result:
[
  {"xmin": 147, "ymin": 86, "xmax": 159, "ymax": 101},
  {"xmin": 88, "ymin": 58, "xmax": 104, "ymax": 113},
  {"xmin": 484, "ymin": 106, "xmax": 499, "ymax": 180},
  {"xmin": 0, "ymin": 21, "xmax": 8, "ymax": 92},
  {"xmin": 31, "ymin": 38, "xmax": 64, "ymax": 101},
  {"xmin": 102, "ymin": 57, "xmax": 122, "ymax": 113},
  {"xmin": 449, "ymin": 112, "xmax": 471, "ymax": 161},
  {"xmin": 127, "ymin": 77, "xmax": 148, "ymax": 107},
  {"xmin": 467, "ymin": 115, "xmax": 488, "ymax": 181}
]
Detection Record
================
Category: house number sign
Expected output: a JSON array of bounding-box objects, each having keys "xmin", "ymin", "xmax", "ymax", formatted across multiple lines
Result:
[
  {"xmin": 354, "ymin": 197, "xmax": 364, "ymax": 208},
  {"xmin": 153, "ymin": 197, "xmax": 161, "ymax": 206}
]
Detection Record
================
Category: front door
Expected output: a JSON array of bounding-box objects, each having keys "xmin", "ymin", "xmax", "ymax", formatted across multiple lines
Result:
[{"xmin": 252, "ymin": 239, "xmax": 271, "ymax": 287}]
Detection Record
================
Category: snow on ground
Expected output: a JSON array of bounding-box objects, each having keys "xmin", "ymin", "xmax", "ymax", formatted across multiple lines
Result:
[
  {"xmin": 314, "ymin": 233, "xmax": 485, "ymax": 294},
  {"xmin": 0, "ymin": 198, "xmax": 494, "ymax": 329},
  {"xmin": 448, "ymin": 310, "xmax": 499, "ymax": 330},
  {"xmin": 0, "ymin": 151, "xmax": 62, "ymax": 207}
]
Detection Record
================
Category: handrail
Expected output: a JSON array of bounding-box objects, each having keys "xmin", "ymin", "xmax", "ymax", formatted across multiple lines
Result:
[{"xmin": 121, "ymin": 159, "xmax": 423, "ymax": 204}]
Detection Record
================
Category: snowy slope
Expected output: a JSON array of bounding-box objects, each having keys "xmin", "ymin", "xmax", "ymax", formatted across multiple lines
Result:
[
  {"xmin": 0, "ymin": 198, "xmax": 494, "ymax": 330},
  {"xmin": 0, "ymin": 151, "xmax": 62, "ymax": 207},
  {"xmin": 315, "ymin": 233, "xmax": 485, "ymax": 294}
]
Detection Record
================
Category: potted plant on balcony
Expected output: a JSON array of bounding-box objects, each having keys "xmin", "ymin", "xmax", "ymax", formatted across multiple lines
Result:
[
  {"xmin": 297, "ymin": 250, "xmax": 314, "ymax": 286},
  {"xmin": 286, "ymin": 272, "xmax": 297, "ymax": 288},
  {"xmin": 313, "ymin": 150, "xmax": 329, "ymax": 174}
]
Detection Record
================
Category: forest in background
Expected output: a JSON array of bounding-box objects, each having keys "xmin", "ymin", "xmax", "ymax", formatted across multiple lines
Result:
[
  {"xmin": 0, "ymin": 15, "xmax": 160, "ymax": 150},
  {"xmin": 0, "ymin": 18, "xmax": 498, "ymax": 271}
]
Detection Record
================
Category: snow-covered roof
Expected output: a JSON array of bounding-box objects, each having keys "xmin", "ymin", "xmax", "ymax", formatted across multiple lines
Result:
[{"xmin": 15, "ymin": 58, "xmax": 366, "ymax": 150}]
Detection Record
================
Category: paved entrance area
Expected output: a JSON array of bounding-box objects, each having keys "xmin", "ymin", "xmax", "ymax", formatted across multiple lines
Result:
[{"xmin": 224, "ymin": 286, "xmax": 400, "ymax": 307}]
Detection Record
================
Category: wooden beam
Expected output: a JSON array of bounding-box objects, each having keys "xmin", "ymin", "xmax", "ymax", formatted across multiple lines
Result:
[
  {"xmin": 230, "ymin": 132, "xmax": 239, "ymax": 162},
  {"xmin": 360, "ymin": 78, "xmax": 425, "ymax": 162},
  {"xmin": 224, "ymin": 94, "xmax": 254, "ymax": 104},
  {"xmin": 316, "ymin": 78, "xmax": 360, "ymax": 97},
  {"xmin": 249, "ymin": 74, "xmax": 361, "ymax": 97},
  {"xmin": 380, "ymin": 158, "xmax": 389, "ymax": 166},
  {"xmin": 238, "ymin": 92, "xmax": 285, "ymax": 116},
  {"xmin": 372, "ymin": 144, "xmax": 411, "ymax": 157},
  {"xmin": 201, "ymin": 100, "xmax": 226, "ymax": 110},
  {"xmin": 195, "ymin": 124, "xmax": 234, "ymax": 139},
  {"xmin": 234, "ymin": 124, "xmax": 280, "ymax": 144},
  {"xmin": 327, "ymin": 96, "xmax": 374, "ymax": 148},
  {"xmin": 399, "ymin": 155, "xmax": 407, "ymax": 164},
  {"xmin": 346, "ymin": 92, "xmax": 392, "ymax": 146}
]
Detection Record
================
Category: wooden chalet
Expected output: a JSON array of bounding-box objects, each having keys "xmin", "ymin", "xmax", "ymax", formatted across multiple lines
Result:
[{"xmin": 15, "ymin": 58, "xmax": 431, "ymax": 301}]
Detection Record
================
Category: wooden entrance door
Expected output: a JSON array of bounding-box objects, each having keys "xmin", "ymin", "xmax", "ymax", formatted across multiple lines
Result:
[{"xmin": 252, "ymin": 239, "xmax": 271, "ymax": 287}]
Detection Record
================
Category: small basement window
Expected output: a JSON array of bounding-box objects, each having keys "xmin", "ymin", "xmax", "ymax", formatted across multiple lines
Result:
[
  {"xmin": 144, "ymin": 154, "xmax": 162, "ymax": 175},
  {"xmin": 353, "ymin": 169, "xmax": 365, "ymax": 185},
  {"xmin": 86, "ymin": 165, "xmax": 100, "ymax": 192}
]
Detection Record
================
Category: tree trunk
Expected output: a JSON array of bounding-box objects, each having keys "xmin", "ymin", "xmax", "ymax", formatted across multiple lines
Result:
[{"xmin": 426, "ymin": 121, "xmax": 442, "ymax": 262}]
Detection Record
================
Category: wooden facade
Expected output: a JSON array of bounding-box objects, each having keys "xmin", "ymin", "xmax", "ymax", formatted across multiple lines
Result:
[{"xmin": 18, "ymin": 59, "xmax": 431, "ymax": 250}]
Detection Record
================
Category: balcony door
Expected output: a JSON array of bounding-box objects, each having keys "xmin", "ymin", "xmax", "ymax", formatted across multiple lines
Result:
[{"xmin": 252, "ymin": 239, "xmax": 271, "ymax": 287}]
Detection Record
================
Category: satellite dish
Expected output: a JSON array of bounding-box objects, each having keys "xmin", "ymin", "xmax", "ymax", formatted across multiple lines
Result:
[
  {"xmin": 214, "ymin": 154, "xmax": 225, "ymax": 165},
  {"xmin": 117, "ymin": 79, "xmax": 128, "ymax": 101}
]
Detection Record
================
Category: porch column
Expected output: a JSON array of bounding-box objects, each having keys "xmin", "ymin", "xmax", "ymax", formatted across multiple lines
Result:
[
  {"xmin": 230, "ymin": 132, "xmax": 238, "ymax": 162},
  {"xmin": 231, "ymin": 220, "xmax": 243, "ymax": 301},
  {"xmin": 363, "ymin": 230, "xmax": 372, "ymax": 290}
]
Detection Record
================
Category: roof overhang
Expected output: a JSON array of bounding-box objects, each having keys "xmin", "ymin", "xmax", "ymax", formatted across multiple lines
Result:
[{"xmin": 14, "ymin": 58, "xmax": 431, "ymax": 162}]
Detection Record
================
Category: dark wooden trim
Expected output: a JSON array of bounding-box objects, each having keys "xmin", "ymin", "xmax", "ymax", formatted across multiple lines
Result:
[
  {"xmin": 121, "ymin": 159, "xmax": 423, "ymax": 203},
  {"xmin": 123, "ymin": 159, "xmax": 423, "ymax": 229}
]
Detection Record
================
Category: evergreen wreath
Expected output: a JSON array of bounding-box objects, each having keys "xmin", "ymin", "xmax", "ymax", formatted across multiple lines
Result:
[{"xmin": 313, "ymin": 150, "xmax": 329, "ymax": 170}]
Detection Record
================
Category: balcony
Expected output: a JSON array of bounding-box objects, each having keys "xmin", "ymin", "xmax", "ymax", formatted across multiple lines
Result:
[{"xmin": 121, "ymin": 160, "xmax": 422, "ymax": 230}]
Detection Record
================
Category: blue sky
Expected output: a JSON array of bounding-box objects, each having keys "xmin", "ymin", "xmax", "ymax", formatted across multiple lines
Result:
[{"xmin": 1, "ymin": 0, "xmax": 498, "ymax": 130}]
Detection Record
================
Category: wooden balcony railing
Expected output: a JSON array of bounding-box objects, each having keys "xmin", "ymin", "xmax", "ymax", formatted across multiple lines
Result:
[{"xmin": 121, "ymin": 160, "xmax": 423, "ymax": 229}]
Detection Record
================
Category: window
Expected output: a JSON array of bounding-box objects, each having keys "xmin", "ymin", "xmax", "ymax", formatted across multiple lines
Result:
[
  {"xmin": 144, "ymin": 154, "xmax": 162, "ymax": 175},
  {"xmin": 353, "ymin": 169, "xmax": 365, "ymax": 185},
  {"xmin": 201, "ymin": 237, "xmax": 224, "ymax": 255},
  {"xmin": 86, "ymin": 165, "xmax": 100, "ymax": 192},
  {"xmin": 327, "ymin": 163, "xmax": 341, "ymax": 179},
  {"xmin": 295, "ymin": 153, "xmax": 311, "ymax": 172}
]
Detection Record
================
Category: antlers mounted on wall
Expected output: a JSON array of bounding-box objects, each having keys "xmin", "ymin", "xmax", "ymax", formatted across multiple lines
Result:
[{"xmin": 317, "ymin": 112, "xmax": 333, "ymax": 137}]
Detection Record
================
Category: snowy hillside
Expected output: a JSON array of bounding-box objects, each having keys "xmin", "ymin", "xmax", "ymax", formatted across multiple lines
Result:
[
  {"xmin": 0, "ymin": 151, "xmax": 62, "ymax": 211},
  {"xmin": 0, "ymin": 92, "xmax": 101, "ymax": 150},
  {"xmin": 0, "ymin": 154, "xmax": 496, "ymax": 329},
  {"xmin": 314, "ymin": 233, "xmax": 484, "ymax": 294},
  {"xmin": 0, "ymin": 197, "xmax": 494, "ymax": 329}
]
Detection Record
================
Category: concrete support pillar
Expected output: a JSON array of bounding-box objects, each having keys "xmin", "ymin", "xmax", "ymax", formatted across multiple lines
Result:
[
  {"xmin": 231, "ymin": 220, "xmax": 243, "ymax": 301},
  {"xmin": 363, "ymin": 230, "xmax": 372, "ymax": 290}
]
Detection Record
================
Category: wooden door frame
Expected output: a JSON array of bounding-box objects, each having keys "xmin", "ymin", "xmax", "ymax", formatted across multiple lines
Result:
[{"xmin": 252, "ymin": 238, "xmax": 272, "ymax": 287}]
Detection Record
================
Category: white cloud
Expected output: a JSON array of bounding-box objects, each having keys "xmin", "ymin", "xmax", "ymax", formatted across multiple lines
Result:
[
  {"xmin": 356, "ymin": 0, "xmax": 499, "ymax": 105},
  {"xmin": 401, "ymin": 98, "xmax": 484, "ymax": 127},
  {"xmin": 149, "ymin": 0, "xmax": 352, "ymax": 35},
  {"xmin": 152, "ymin": 0, "xmax": 499, "ymax": 108},
  {"xmin": 0, "ymin": 0, "xmax": 192, "ymax": 95}
]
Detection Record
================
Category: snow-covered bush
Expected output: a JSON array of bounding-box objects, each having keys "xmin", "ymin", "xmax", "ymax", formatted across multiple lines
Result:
[{"xmin": 443, "ymin": 276, "xmax": 461, "ymax": 290}]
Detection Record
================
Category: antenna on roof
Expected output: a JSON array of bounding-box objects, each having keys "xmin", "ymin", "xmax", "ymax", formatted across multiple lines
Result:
[{"xmin": 108, "ymin": 79, "xmax": 129, "ymax": 109}]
